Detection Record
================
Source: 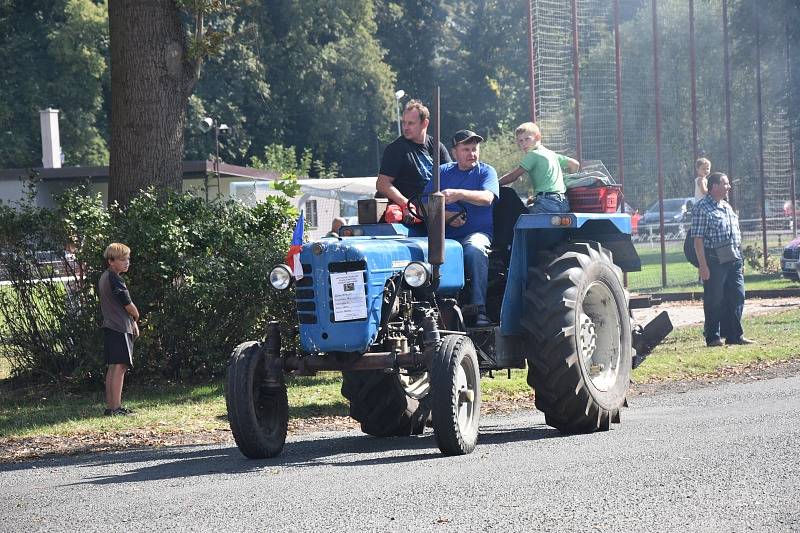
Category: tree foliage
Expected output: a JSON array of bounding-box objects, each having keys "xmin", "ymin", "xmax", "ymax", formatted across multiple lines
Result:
[
  {"xmin": 0, "ymin": 0, "xmax": 109, "ymax": 168},
  {"xmin": 0, "ymin": 0, "xmax": 796, "ymax": 202},
  {"xmin": 252, "ymin": 0, "xmax": 395, "ymax": 175},
  {"xmin": 250, "ymin": 143, "xmax": 340, "ymax": 197}
]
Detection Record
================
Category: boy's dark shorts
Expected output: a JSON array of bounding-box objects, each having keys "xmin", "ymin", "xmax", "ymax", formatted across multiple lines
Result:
[{"xmin": 103, "ymin": 327, "xmax": 133, "ymax": 367}]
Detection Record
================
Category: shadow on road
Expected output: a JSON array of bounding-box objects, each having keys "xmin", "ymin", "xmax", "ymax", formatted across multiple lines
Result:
[{"xmin": 58, "ymin": 420, "xmax": 559, "ymax": 486}]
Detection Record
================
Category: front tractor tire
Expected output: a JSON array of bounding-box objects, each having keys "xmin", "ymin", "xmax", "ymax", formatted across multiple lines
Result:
[
  {"xmin": 341, "ymin": 370, "xmax": 430, "ymax": 437},
  {"xmin": 430, "ymin": 335, "xmax": 481, "ymax": 455},
  {"xmin": 523, "ymin": 242, "xmax": 631, "ymax": 434},
  {"xmin": 226, "ymin": 341, "xmax": 289, "ymax": 459}
]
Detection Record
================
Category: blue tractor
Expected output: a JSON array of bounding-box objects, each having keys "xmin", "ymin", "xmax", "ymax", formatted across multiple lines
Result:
[{"xmin": 225, "ymin": 167, "xmax": 672, "ymax": 458}]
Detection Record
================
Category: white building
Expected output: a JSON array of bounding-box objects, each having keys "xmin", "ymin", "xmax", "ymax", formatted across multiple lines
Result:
[{"xmin": 230, "ymin": 177, "xmax": 377, "ymax": 240}]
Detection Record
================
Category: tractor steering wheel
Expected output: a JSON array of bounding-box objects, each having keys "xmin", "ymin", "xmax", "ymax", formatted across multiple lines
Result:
[
  {"xmin": 406, "ymin": 195, "xmax": 427, "ymax": 223},
  {"xmin": 408, "ymin": 194, "xmax": 468, "ymax": 226}
]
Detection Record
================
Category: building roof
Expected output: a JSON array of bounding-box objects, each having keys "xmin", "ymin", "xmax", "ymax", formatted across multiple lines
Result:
[
  {"xmin": 0, "ymin": 161, "xmax": 280, "ymax": 182},
  {"xmin": 294, "ymin": 177, "xmax": 377, "ymax": 200}
]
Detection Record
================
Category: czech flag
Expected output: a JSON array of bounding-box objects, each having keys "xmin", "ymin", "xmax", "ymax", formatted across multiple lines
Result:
[{"xmin": 285, "ymin": 211, "xmax": 304, "ymax": 280}]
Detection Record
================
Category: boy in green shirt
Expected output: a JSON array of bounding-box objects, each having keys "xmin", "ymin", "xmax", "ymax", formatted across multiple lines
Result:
[{"xmin": 499, "ymin": 122, "xmax": 580, "ymax": 213}]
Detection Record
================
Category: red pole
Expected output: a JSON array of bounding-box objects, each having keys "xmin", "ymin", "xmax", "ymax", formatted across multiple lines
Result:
[
  {"xmin": 614, "ymin": 0, "xmax": 625, "ymax": 188},
  {"xmin": 787, "ymin": 21, "xmax": 798, "ymax": 238},
  {"xmin": 527, "ymin": 0, "xmax": 537, "ymax": 122},
  {"xmin": 614, "ymin": 0, "xmax": 627, "ymax": 287},
  {"xmin": 754, "ymin": 0, "xmax": 768, "ymax": 270},
  {"xmin": 790, "ymin": 136, "xmax": 798, "ymax": 239},
  {"xmin": 689, "ymin": 0, "xmax": 699, "ymax": 162},
  {"xmin": 571, "ymin": 0, "xmax": 582, "ymax": 163},
  {"xmin": 652, "ymin": 0, "xmax": 667, "ymax": 288},
  {"xmin": 722, "ymin": 0, "xmax": 735, "ymax": 208}
]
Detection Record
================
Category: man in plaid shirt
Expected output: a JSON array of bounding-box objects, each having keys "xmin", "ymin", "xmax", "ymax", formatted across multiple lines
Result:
[{"xmin": 691, "ymin": 172, "xmax": 754, "ymax": 347}]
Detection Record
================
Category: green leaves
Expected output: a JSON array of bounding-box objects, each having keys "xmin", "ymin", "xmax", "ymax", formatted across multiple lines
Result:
[
  {"xmin": 0, "ymin": 0, "xmax": 109, "ymax": 168},
  {"xmin": 1, "ymin": 0, "xmax": 796, "ymax": 188},
  {"xmin": 0, "ymin": 185, "xmax": 297, "ymax": 383},
  {"xmin": 250, "ymin": 143, "xmax": 341, "ymax": 197},
  {"xmin": 177, "ymin": 0, "xmax": 237, "ymax": 60}
]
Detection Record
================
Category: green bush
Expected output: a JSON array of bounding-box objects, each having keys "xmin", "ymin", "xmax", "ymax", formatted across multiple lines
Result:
[
  {"xmin": 742, "ymin": 244, "xmax": 781, "ymax": 274},
  {"xmin": 0, "ymin": 180, "xmax": 104, "ymax": 382},
  {"xmin": 0, "ymin": 182, "xmax": 297, "ymax": 383}
]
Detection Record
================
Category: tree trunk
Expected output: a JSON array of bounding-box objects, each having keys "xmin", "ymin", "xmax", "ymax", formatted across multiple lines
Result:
[{"xmin": 108, "ymin": 0, "xmax": 198, "ymax": 206}]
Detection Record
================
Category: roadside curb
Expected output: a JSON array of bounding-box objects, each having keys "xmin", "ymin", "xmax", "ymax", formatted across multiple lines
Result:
[{"xmin": 651, "ymin": 288, "xmax": 800, "ymax": 303}]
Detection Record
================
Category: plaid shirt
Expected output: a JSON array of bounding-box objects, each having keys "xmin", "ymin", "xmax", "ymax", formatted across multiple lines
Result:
[{"xmin": 690, "ymin": 195, "xmax": 741, "ymax": 248}]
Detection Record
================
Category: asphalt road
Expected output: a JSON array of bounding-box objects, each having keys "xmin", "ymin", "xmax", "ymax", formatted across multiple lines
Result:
[{"xmin": 2, "ymin": 375, "xmax": 799, "ymax": 532}]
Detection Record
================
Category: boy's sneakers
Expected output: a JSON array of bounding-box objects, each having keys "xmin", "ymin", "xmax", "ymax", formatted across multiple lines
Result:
[{"xmin": 103, "ymin": 407, "xmax": 134, "ymax": 417}]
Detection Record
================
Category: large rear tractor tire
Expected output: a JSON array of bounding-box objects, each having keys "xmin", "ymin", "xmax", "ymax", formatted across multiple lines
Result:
[
  {"xmin": 226, "ymin": 341, "xmax": 289, "ymax": 458},
  {"xmin": 523, "ymin": 242, "xmax": 631, "ymax": 434},
  {"xmin": 430, "ymin": 335, "xmax": 481, "ymax": 455},
  {"xmin": 341, "ymin": 370, "xmax": 430, "ymax": 437}
]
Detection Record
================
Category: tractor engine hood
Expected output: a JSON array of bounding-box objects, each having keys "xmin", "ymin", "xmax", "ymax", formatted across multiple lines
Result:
[{"xmin": 292, "ymin": 236, "xmax": 464, "ymax": 354}]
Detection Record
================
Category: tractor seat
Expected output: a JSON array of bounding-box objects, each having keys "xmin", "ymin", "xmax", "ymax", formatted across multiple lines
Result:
[{"xmin": 490, "ymin": 187, "xmax": 528, "ymax": 266}]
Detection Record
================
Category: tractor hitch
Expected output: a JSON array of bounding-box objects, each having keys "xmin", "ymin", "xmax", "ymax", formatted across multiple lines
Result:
[{"xmin": 631, "ymin": 310, "xmax": 673, "ymax": 369}]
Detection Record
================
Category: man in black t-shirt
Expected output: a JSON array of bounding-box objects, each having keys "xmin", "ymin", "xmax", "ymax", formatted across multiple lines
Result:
[{"xmin": 377, "ymin": 99, "xmax": 451, "ymax": 207}]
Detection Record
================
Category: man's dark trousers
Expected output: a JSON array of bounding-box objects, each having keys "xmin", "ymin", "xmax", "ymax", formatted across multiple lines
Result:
[{"xmin": 703, "ymin": 257, "xmax": 745, "ymax": 344}]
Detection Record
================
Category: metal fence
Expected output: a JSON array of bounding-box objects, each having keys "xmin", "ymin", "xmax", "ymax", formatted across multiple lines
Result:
[{"xmin": 528, "ymin": 0, "xmax": 798, "ymax": 291}]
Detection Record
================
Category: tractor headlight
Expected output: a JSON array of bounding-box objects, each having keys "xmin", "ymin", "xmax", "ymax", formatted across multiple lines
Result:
[
  {"xmin": 403, "ymin": 261, "xmax": 431, "ymax": 288},
  {"xmin": 269, "ymin": 264, "xmax": 293, "ymax": 290}
]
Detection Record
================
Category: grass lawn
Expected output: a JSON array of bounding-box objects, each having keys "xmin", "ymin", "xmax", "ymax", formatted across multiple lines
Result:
[
  {"xmin": 633, "ymin": 308, "xmax": 800, "ymax": 379},
  {"xmin": 628, "ymin": 239, "xmax": 800, "ymax": 293},
  {"xmin": 0, "ymin": 371, "xmax": 530, "ymax": 440},
  {"xmin": 1, "ymin": 308, "xmax": 798, "ymax": 444},
  {"xmin": 653, "ymin": 272, "xmax": 798, "ymax": 294}
]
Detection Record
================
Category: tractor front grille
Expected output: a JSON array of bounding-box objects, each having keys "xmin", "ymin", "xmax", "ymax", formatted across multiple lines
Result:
[
  {"xmin": 295, "ymin": 263, "xmax": 316, "ymax": 324},
  {"xmin": 295, "ymin": 260, "xmax": 368, "ymax": 324}
]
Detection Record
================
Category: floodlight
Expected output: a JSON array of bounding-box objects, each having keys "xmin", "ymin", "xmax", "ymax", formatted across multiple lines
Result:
[{"xmin": 199, "ymin": 117, "xmax": 214, "ymax": 133}]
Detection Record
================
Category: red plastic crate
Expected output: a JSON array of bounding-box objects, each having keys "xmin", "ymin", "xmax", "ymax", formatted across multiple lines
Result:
[{"xmin": 567, "ymin": 185, "xmax": 623, "ymax": 213}]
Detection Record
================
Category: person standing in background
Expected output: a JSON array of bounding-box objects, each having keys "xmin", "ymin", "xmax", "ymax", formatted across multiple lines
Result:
[
  {"xmin": 694, "ymin": 157, "xmax": 711, "ymax": 201},
  {"xmin": 691, "ymin": 173, "xmax": 754, "ymax": 347}
]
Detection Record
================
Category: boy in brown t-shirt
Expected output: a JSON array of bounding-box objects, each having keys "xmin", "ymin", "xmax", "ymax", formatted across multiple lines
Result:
[{"xmin": 98, "ymin": 243, "xmax": 139, "ymax": 416}]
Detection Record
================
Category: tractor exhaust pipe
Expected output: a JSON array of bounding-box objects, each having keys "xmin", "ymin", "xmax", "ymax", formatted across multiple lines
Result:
[{"xmin": 428, "ymin": 86, "xmax": 445, "ymax": 287}]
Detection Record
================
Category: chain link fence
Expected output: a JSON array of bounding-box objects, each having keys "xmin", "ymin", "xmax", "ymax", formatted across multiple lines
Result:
[{"xmin": 529, "ymin": 0, "xmax": 798, "ymax": 291}]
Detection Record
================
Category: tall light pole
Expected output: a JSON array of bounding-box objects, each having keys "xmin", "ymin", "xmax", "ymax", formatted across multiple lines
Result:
[
  {"xmin": 394, "ymin": 89, "xmax": 405, "ymax": 136},
  {"xmin": 200, "ymin": 117, "xmax": 229, "ymax": 201}
]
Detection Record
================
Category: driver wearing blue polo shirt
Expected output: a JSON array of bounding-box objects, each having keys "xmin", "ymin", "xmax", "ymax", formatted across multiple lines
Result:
[{"xmin": 424, "ymin": 130, "xmax": 499, "ymax": 326}]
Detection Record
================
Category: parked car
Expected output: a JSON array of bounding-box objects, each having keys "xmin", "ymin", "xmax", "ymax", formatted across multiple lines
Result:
[
  {"xmin": 642, "ymin": 197, "xmax": 694, "ymax": 225},
  {"xmin": 781, "ymin": 237, "xmax": 800, "ymax": 280}
]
